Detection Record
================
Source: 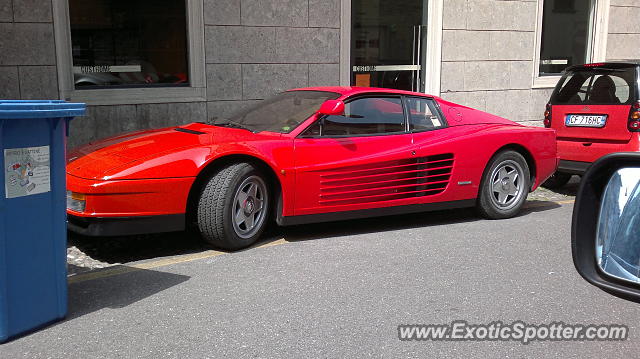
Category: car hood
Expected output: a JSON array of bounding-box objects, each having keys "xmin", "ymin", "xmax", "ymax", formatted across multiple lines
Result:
[{"xmin": 66, "ymin": 123, "xmax": 276, "ymax": 180}]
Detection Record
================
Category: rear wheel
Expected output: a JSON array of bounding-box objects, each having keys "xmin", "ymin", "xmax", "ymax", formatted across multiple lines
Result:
[
  {"xmin": 477, "ymin": 151, "xmax": 530, "ymax": 219},
  {"xmin": 541, "ymin": 172, "xmax": 571, "ymax": 190},
  {"xmin": 197, "ymin": 163, "xmax": 270, "ymax": 250}
]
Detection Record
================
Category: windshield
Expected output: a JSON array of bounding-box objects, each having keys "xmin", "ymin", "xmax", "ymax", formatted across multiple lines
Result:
[
  {"xmin": 215, "ymin": 90, "xmax": 340, "ymax": 133},
  {"xmin": 550, "ymin": 66, "xmax": 638, "ymax": 105}
]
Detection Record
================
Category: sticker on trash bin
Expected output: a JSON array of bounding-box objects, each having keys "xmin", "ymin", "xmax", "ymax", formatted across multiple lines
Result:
[{"xmin": 4, "ymin": 146, "xmax": 51, "ymax": 199}]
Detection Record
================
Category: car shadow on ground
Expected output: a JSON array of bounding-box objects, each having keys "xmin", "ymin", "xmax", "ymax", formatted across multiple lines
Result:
[
  {"xmin": 69, "ymin": 197, "xmax": 567, "ymax": 265},
  {"xmin": 0, "ymin": 265, "xmax": 192, "ymax": 340},
  {"xmin": 556, "ymin": 175, "xmax": 581, "ymax": 196},
  {"xmin": 65, "ymin": 265, "xmax": 190, "ymax": 319},
  {"xmin": 273, "ymin": 200, "xmax": 563, "ymax": 244}
]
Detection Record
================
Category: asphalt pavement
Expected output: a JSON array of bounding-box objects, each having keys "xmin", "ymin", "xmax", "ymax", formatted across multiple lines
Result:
[{"xmin": 3, "ymin": 179, "xmax": 640, "ymax": 358}]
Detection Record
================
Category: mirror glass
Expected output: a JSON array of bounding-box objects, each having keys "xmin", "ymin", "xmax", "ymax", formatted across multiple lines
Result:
[{"xmin": 597, "ymin": 167, "xmax": 640, "ymax": 283}]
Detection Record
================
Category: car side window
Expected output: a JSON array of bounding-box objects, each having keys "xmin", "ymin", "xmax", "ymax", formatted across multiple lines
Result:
[
  {"xmin": 322, "ymin": 97, "xmax": 405, "ymax": 136},
  {"xmin": 406, "ymin": 97, "xmax": 445, "ymax": 132}
]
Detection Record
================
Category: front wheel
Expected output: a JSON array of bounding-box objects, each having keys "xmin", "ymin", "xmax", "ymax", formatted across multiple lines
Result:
[
  {"xmin": 197, "ymin": 163, "xmax": 270, "ymax": 250},
  {"xmin": 477, "ymin": 151, "xmax": 530, "ymax": 219}
]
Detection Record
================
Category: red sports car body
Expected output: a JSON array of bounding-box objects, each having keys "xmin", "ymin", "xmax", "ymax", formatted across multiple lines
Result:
[{"xmin": 67, "ymin": 87, "xmax": 557, "ymax": 249}]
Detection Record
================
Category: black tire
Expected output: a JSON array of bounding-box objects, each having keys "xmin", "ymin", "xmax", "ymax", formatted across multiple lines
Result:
[
  {"xmin": 477, "ymin": 151, "xmax": 531, "ymax": 219},
  {"xmin": 197, "ymin": 163, "xmax": 270, "ymax": 250},
  {"xmin": 541, "ymin": 172, "xmax": 571, "ymax": 190}
]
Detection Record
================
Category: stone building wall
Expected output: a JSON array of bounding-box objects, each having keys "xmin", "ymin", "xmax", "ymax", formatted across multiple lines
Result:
[
  {"xmin": 438, "ymin": 0, "xmax": 553, "ymax": 124},
  {"xmin": 3, "ymin": 0, "xmax": 638, "ymax": 147},
  {"xmin": 204, "ymin": 0, "xmax": 342, "ymax": 120},
  {"xmin": 0, "ymin": 0, "xmax": 58, "ymax": 101},
  {"xmin": 607, "ymin": 0, "xmax": 640, "ymax": 61},
  {"xmin": 65, "ymin": 0, "xmax": 342, "ymax": 148}
]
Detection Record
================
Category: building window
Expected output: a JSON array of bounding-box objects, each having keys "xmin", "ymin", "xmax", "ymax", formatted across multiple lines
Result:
[
  {"xmin": 538, "ymin": 0, "xmax": 595, "ymax": 76},
  {"xmin": 53, "ymin": 0, "xmax": 206, "ymax": 105},
  {"xmin": 340, "ymin": 0, "xmax": 443, "ymax": 95},
  {"xmin": 350, "ymin": 0, "xmax": 427, "ymax": 91},
  {"xmin": 69, "ymin": 0, "xmax": 189, "ymax": 89},
  {"xmin": 552, "ymin": 0, "xmax": 576, "ymax": 12}
]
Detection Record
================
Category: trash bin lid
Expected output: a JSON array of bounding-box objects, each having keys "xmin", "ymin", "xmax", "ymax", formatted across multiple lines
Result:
[{"xmin": 0, "ymin": 100, "xmax": 86, "ymax": 119}]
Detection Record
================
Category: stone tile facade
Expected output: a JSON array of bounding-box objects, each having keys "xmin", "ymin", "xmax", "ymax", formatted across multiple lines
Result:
[
  {"xmin": 204, "ymin": 0, "xmax": 342, "ymax": 127},
  {"xmin": 439, "ymin": 0, "xmax": 553, "ymax": 124},
  {"xmin": 0, "ymin": 0, "xmax": 58, "ymax": 101},
  {"xmin": 1, "ymin": 0, "xmax": 638, "ymax": 147},
  {"xmin": 607, "ymin": 0, "xmax": 640, "ymax": 61},
  {"xmin": 73, "ymin": 103, "xmax": 208, "ymax": 148}
]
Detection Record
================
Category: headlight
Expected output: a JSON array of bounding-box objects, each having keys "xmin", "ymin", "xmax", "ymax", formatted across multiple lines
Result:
[{"xmin": 66, "ymin": 191, "xmax": 86, "ymax": 213}]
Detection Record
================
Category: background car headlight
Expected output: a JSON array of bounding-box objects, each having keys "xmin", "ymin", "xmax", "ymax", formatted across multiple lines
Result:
[{"xmin": 66, "ymin": 191, "xmax": 86, "ymax": 213}]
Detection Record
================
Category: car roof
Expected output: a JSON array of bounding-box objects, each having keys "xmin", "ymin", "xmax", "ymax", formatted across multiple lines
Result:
[
  {"xmin": 566, "ymin": 61, "xmax": 640, "ymax": 71},
  {"xmin": 287, "ymin": 86, "xmax": 443, "ymax": 100}
]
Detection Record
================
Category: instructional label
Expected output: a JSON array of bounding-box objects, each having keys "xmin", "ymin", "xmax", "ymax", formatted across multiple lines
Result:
[{"xmin": 4, "ymin": 146, "xmax": 51, "ymax": 199}]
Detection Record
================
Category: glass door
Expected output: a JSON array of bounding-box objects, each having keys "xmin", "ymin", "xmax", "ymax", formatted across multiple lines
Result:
[{"xmin": 351, "ymin": 0, "xmax": 428, "ymax": 92}]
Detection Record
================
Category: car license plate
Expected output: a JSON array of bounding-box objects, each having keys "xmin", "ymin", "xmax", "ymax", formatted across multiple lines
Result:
[{"xmin": 565, "ymin": 114, "xmax": 607, "ymax": 128}]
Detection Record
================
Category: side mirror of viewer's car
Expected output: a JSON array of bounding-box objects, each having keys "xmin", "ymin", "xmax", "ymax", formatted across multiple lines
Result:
[{"xmin": 573, "ymin": 152, "xmax": 640, "ymax": 302}]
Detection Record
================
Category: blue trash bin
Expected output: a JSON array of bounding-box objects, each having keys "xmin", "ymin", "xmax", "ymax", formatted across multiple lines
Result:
[{"xmin": 0, "ymin": 100, "xmax": 85, "ymax": 343}]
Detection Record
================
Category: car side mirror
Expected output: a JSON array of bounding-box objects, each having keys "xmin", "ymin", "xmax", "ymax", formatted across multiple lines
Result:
[
  {"xmin": 318, "ymin": 100, "xmax": 345, "ymax": 116},
  {"xmin": 573, "ymin": 153, "xmax": 640, "ymax": 302}
]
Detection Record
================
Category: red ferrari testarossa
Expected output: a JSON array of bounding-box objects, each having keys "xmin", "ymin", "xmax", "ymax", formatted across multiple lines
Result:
[{"xmin": 66, "ymin": 87, "xmax": 557, "ymax": 250}]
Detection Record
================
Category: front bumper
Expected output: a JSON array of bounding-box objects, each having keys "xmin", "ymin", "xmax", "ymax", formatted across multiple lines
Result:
[
  {"xmin": 66, "ymin": 174, "xmax": 196, "ymax": 218},
  {"xmin": 67, "ymin": 213, "xmax": 185, "ymax": 237}
]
